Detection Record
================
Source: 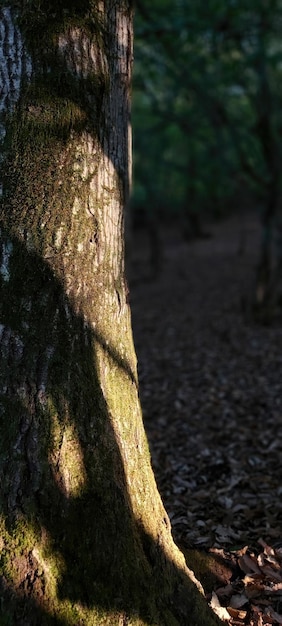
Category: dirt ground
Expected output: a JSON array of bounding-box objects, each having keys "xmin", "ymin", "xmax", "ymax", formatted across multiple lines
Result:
[{"xmin": 128, "ymin": 211, "xmax": 282, "ymax": 625}]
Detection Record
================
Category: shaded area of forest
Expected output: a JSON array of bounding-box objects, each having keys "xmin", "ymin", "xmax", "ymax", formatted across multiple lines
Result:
[
  {"xmin": 132, "ymin": 0, "xmax": 282, "ymax": 316},
  {"xmin": 129, "ymin": 212, "xmax": 282, "ymax": 625}
]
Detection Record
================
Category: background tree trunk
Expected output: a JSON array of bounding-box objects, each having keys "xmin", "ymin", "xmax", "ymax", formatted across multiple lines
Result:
[{"xmin": 0, "ymin": 3, "xmax": 221, "ymax": 625}]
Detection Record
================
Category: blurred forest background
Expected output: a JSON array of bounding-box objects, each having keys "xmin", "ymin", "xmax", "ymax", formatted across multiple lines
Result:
[
  {"xmin": 130, "ymin": 0, "xmax": 282, "ymax": 316},
  {"xmin": 129, "ymin": 4, "xmax": 282, "ymax": 622}
]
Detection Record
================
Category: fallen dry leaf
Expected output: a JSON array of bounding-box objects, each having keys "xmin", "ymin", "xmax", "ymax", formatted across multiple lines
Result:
[
  {"xmin": 227, "ymin": 606, "xmax": 248, "ymax": 620},
  {"xmin": 229, "ymin": 593, "xmax": 248, "ymax": 609},
  {"xmin": 258, "ymin": 539, "xmax": 275, "ymax": 556},
  {"xmin": 239, "ymin": 554, "xmax": 261, "ymax": 575},
  {"xmin": 261, "ymin": 566, "xmax": 282, "ymax": 582},
  {"xmin": 209, "ymin": 592, "xmax": 231, "ymax": 622}
]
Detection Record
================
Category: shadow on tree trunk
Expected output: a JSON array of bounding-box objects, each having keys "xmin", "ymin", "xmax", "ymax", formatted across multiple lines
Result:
[
  {"xmin": 0, "ymin": 234, "xmax": 221, "ymax": 626},
  {"xmin": 0, "ymin": 5, "xmax": 222, "ymax": 622}
]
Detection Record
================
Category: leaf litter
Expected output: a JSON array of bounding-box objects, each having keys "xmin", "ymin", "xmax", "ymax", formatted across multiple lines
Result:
[{"xmin": 129, "ymin": 213, "xmax": 282, "ymax": 625}]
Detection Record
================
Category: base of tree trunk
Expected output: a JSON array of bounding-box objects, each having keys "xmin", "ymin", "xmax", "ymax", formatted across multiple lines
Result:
[{"xmin": 0, "ymin": 516, "xmax": 221, "ymax": 626}]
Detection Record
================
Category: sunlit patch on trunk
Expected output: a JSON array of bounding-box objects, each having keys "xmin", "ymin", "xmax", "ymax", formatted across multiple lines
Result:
[{"xmin": 49, "ymin": 413, "xmax": 87, "ymax": 499}]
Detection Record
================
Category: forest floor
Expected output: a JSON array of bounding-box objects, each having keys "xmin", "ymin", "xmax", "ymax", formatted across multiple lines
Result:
[{"xmin": 128, "ymin": 211, "xmax": 282, "ymax": 626}]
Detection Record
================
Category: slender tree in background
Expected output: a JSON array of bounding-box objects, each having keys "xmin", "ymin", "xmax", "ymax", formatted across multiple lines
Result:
[{"xmin": 0, "ymin": 3, "xmax": 221, "ymax": 625}]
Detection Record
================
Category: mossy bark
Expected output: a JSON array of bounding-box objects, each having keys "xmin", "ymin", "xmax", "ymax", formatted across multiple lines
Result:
[{"xmin": 0, "ymin": 3, "xmax": 222, "ymax": 625}]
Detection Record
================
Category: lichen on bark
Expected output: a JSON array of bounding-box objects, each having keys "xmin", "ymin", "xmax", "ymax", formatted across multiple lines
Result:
[{"xmin": 0, "ymin": 3, "xmax": 222, "ymax": 625}]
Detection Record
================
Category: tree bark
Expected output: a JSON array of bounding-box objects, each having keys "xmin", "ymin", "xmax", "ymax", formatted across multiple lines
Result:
[{"xmin": 0, "ymin": 4, "xmax": 221, "ymax": 625}]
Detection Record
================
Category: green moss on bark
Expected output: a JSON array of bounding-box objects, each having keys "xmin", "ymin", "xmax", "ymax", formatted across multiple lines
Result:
[{"xmin": 0, "ymin": 4, "xmax": 222, "ymax": 625}]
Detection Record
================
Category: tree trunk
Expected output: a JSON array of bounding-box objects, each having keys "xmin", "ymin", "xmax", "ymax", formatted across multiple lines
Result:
[
  {"xmin": 254, "ymin": 185, "xmax": 279, "ymax": 320},
  {"xmin": 252, "ymin": 34, "xmax": 282, "ymax": 320},
  {"xmin": 0, "ymin": 4, "xmax": 221, "ymax": 625}
]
